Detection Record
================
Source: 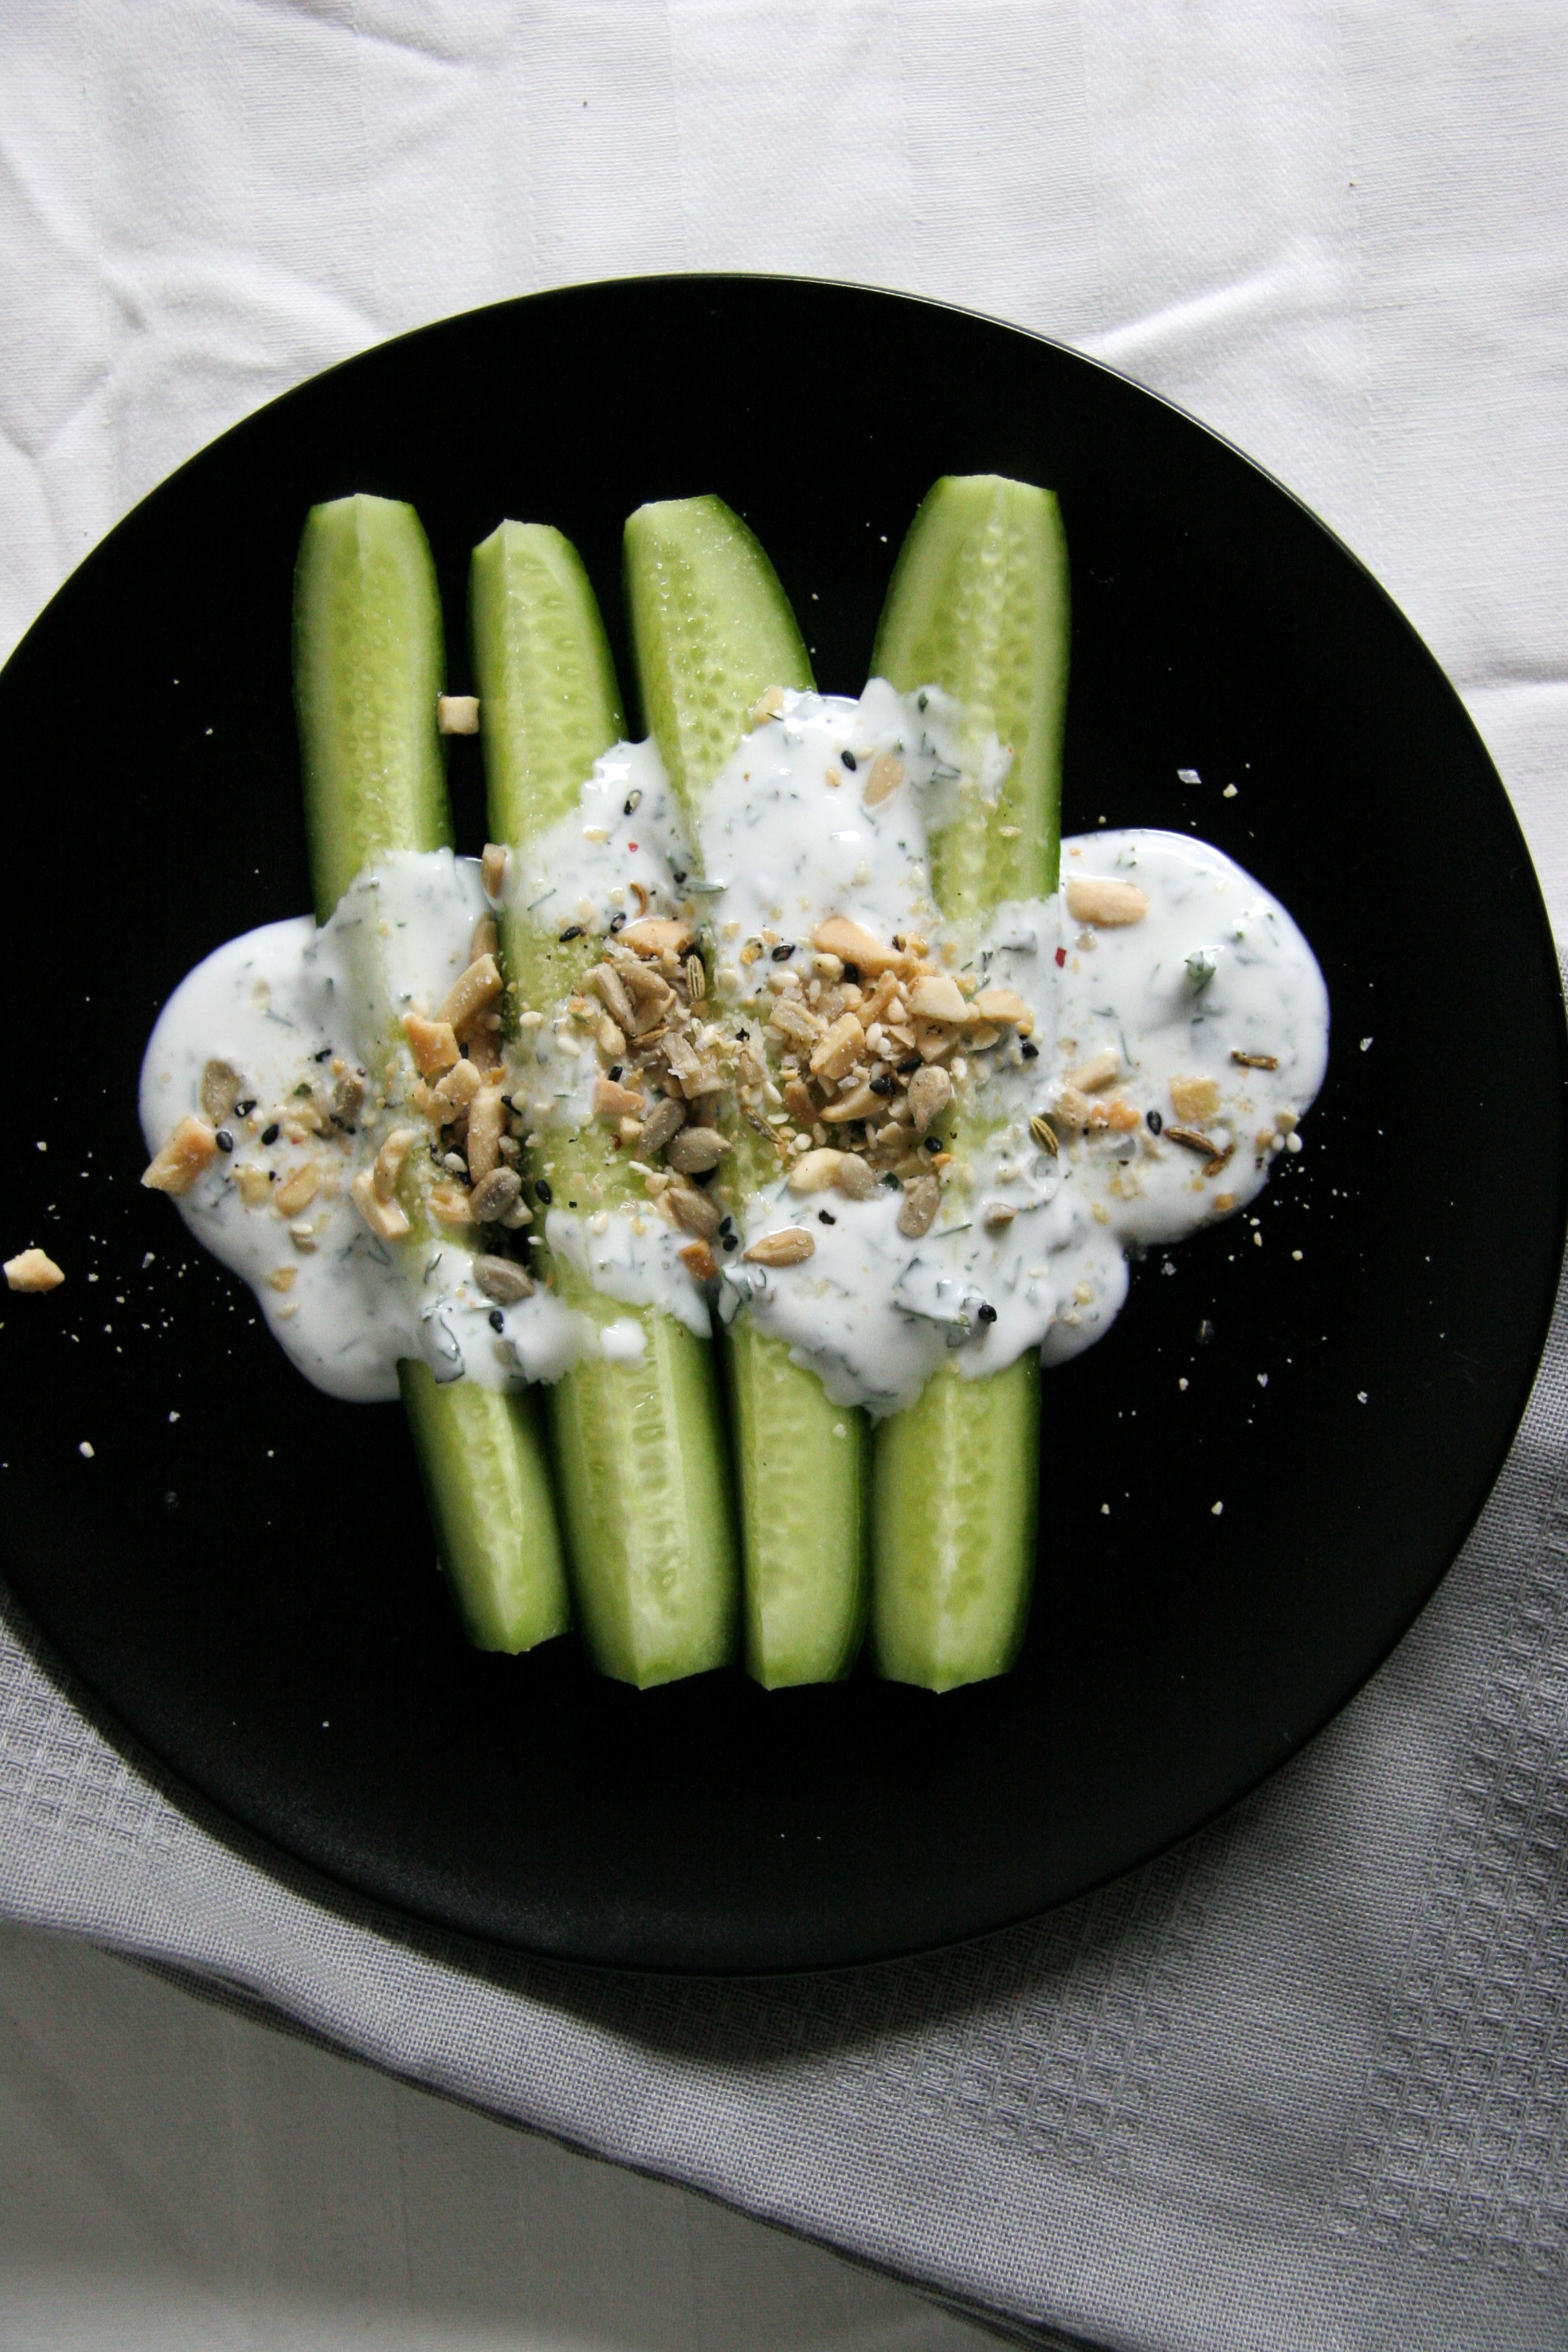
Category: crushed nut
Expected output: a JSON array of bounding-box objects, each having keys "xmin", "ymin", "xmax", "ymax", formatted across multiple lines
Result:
[
  {"xmin": 273, "ymin": 1161, "xmax": 322, "ymax": 1217},
  {"xmin": 1170, "ymin": 1075, "xmax": 1220, "ymax": 1122},
  {"xmin": 983, "ymin": 1202, "xmax": 1017, "ymax": 1229},
  {"xmin": 437, "ymin": 953, "xmax": 503, "ymax": 1035},
  {"xmin": 1068, "ymin": 1048, "xmax": 1120, "ymax": 1093},
  {"xmin": 470, "ymin": 914, "xmax": 499, "ymax": 964},
  {"xmin": 332, "ymin": 1068, "xmax": 366, "ymax": 1126},
  {"xmin": 404, "ymin": 1014, "xmax": 460, "ymax": 1077},
  {"xmin": 1064, "ymin": 875, "xmax": 1149, "ymax": 925},
  {"xmin": 787, "ymin": 1147, "xmax": 845, "ymax": 1194},
  {"xmin": 372, "ymin": 1127, "xmax": 415, "ymax": 1201},
  {"xmin": 4, "ymin": 1247, "xmax": 64, "ymax": 1292},
  {"xmin": 593, "ymin": 1075, "xmax": 646, "ymax": 1121},
  {"xmin": 906, "ymin": 972, "xmax": 969, "ymax": 1024},
  {"xmin": 428, "ymin": 1182, "xmax": 474, "ymax": 1228},
  {"xmin": 351, "ymin": 1168, "xmax": 410, "ymax": 1241},
  {"xmin": 678, "ymin": 1239, "xmax": 719, "ymax": 1281},
  {"xmin": 142, "ymin": 1116, "xmax": 219, "ymax": 1195},
  {"xmin": 1049, "ymin": 1086, "xmax": 1091, "ymax": 1131},
  {"xmin": 620, "ymin": 916, "xmax": 695, "ymax": 959},
  {"xmin": 969, "ymin": 987, "xmax": 1033, "ymax": 1032},
  {"xmin": 432, "ymin": 1057, "xmax": 483, "ymax": 1122},
  {"xmin": 436, "ymin": 693, "xmax": 480, "ymax": 734},
  {"xmin": 1232, "ymin": 1049, "xmax": 1279, "ymax": 1072},
  {"xmin": 480, "ymin": 842, "xmax": 508, "ymax": 897},
  {"xmin": 234, "ymin": 1162, "xmax": 272, "ymax": 1207},
  {"xmin": 744, "ymin": 1226, "xmax": 817, "ymax": 1267},
  {"xmin": 812, "ymin": 914, "xmax": 907, "ymax": 975},
  {"xmin": 750, "ymin": 685, "xmax": 785, "ymax": 726},
  {"xmin": 810, "ymin": 1010, "xmax": 865, "ymax": 1081},
  {"xmin": 262, "ymin": 1265, "xmax": 297, "ymax": 1292}
]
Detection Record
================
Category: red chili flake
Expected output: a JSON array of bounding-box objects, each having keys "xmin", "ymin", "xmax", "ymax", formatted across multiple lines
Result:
[
  {"xmin": 627, "ymin": 842, "xmax": 638, "ymax": 851},
  {"xmin": 1055, "ymin": 946, "xmax": 1067, "ymax": 967}
]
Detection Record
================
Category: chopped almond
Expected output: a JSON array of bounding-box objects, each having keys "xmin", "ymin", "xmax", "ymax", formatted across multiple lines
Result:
[
  {"xmin": 142, "ymin": 1116, "xmax": 218, "ymax": 1195},
  {"xmin": 812, "ymin": 915, "xmax": 908, "ymax": 976},
  {"xmin": 1051, "ymin": 1085, "xmax": 1093, "ymax": 1130},
  {"xmin": 436, "ymin": 952, "xmax": 503, "ymax": 1035},
  {"xmin": 821, "ymin": 1083, "xmax": 881, "ymax": 1123},
  {"xmin": 432, "ymin": 1057, "xmax": 483, "ymax": 1122},
  {"xmin": 787, "ymin": 1148, "xmax": 846, "ymax": 1194},
  {"xmin": 351, "ymin": 1167, "xmax": 410, "ymax": 1242},
  {"xmin": 749, "ymin": 685, "xmax": 785, "ymax": 726},
  {"xmin": 862, "ymin": 752, "xmax": 905, "ymax": 808},
  {"xmin": 678, "ymin": 1239, "xmax": 719, "ymax": 1281},
  {"xmin": 427, "ymin": 1182, "xmax": 474, "ymax": 1228},
  {"xmin": 262, "ymin": 1264, "xmax": 297, "ymax": 1292},
  {"xmin": 4, "ymin": 1247, "xmax": 64, "ymax": 1293},
  {"xmin": 1065, "ymin": 875, "xmax": 1149, "ymax": 926},
  {"xmin": 1170, "ymin": 1074, "xmax": 1220, "ymax": 1123},
  {"xmin": 1068, "ymin": 1048, "xmax": 1120, "ymax": 1093},
  {"xmin": 906, "ymin": 972, "xmax": 969, "ymax": 1024},
  {"xmin": 273, "ymin": 1161, "xmax": 322, "ymax": 1218},
  {"xmin": 620, "ymin": 916, "xmax": 694, "ymax": 959},
  {"xmin": 405, "ymin": 1014, "xmax": 460, "ymax": 1077},
  {"xmin": 436, "ymin": 693, "xmax": 480, "ymax": 734},
  {"xmin": 970, "ymin": 986, "xmax": 1034, "ymax": 1033},
  {"xmin": 372, "ymin": 1126, "xmax": 416, "ymax": 1202},
  {"xmin": 593, "ymin": 1075, "xmax": 646, "ymax": 1120},
  {"xmin": 810, "ymin": 1011, "xmax": 866, "ymax": 1082},
  {"xmin": 234, "ymin": 1163, "xmax": 273, "ymax": 1207},
  {"xmin": 480, "ymin": 842, "xmax": 508, "ymax": 897}
]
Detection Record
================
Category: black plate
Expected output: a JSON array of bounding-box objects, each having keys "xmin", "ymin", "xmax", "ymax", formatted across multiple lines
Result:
[{"xmin": 3, "ymin": 276, "xmax": 1563, "ymax": 1972}]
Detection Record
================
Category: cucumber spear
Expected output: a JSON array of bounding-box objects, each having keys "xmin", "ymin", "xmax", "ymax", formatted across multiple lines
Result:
[
  {"xmin": 294, "ymin": 494, "xmax": 571, "ymax": 1654},
  {"xmin": 867, "ymin": 475, "xmax": 1071, "ymax": 1690},
  {"xmin": 469, "ymin": 521, "xmax": 737, "ymax": 1688},
  {"xmin": 623, "ymin": 497, "xmax": 870, "ymax": 1688}
]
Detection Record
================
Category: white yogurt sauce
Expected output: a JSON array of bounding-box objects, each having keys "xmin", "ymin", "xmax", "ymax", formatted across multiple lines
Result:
[
  {"xmin": 140, "ymin": 852, "xmax": 594, "ymax": 1402},
  {"xmin": 140, "ymin": 685, "xmax": 1328, "ymax": 1416}
]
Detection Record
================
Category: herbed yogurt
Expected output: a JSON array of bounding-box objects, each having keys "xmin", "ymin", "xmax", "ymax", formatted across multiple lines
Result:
[{"xmin": 139, "ymin": 683, "xmax": 1328, "ymax": 1415}]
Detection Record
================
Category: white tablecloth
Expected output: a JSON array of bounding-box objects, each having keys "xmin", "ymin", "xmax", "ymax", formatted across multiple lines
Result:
[{"xmin": 3, "ymin": 7, "xmax": 1565, "ymax": 2349}]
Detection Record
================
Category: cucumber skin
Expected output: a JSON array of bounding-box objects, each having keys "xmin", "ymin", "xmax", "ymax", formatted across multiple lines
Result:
[
  {"xmin": 729, "ymin": 1325, "xmax": 869, "ymax": 1687},
  {"xmin": 293, "ymin": 494, "xmax": 568, "ymax": 1658},
  {"xmin": 294, "ymin": 495, "xmax": 452, "ymax": 924},
  {"xmin": 872, "ymin": 475, "xmax": 1069, "ymax": 908},
  {"xmin": 471, "ymin": 518, "xmax": 740, "ymax": 1689},
  {"xmin": 623, "ymin": 496, "xmax": 871, "ymax": 1689},
  {"xmin": 868, "ymin": 476, "xmax": 1068, "ymax": 1692},
  {"xmin": 399, "ymin": 1363, "xmax": 570, "ymax": 1653}
]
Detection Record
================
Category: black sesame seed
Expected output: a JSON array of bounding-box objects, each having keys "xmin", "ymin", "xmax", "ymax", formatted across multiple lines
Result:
[
  {"xmin": 869, "ymin": 1074, "xmax": 893, "ymax": 1095},
  {"xmin": 771, "ymin": 941, "xmax": 794, "ymax": 962},
  {"xmin": 558, "ymin": 924, "xmax": 583, "ymax": 942},
  {"xmin": 721, "ymin": 1232, "xmax": 738, "ymax": 1251},
  {"xmin": 842, "ymin": 962, "xmax": 861, "ymax": 985},
  {"xmin": 917, "ymin": 691, "xmax": 929, "ymax": 712},
  {"xmin": 1020, "ymin": 1040, "xmax": 1039, "ymax": 1062},
  {"xmin": 624, "ymin": 789, "xmax": 642, "ymax": 815},
  {"xmin": 842, "ymin": 749, "xmax": 857, "ymax": 772},
  {"xmin": 313, "ymin": 1046, "xmax": 333, "ymax": 1063},
  {"xmin": 718, "ymin": 1216, "xmax": 734, "ymax": 1234},
  {"xmin": 882, "ymin": 1172, "xmax": 901, "ymax": 1189},
  {"xmin": 1146, "ymin": 1108, "xmax": 1163, "ymax": 1134},
  {"xmin": 818, "ymin": 1210, "xmax": 836, "ymax": 1224},
  {"xmin": 609, "ymin": 912, "xmax": 626, "ymax": 933},
  {"xmin": 608, "ymin": 1064, "xmax": 623, "ymax": 1082},
  {"xmin": 672, "ymin": 867, "xmax": 687, "ymax": 885},
  {"xmin": 489, "ymin": 1309, "xmax": 505, "ymax": 1332},
  {"xmin": 736, "ymin": 1026, "xmax": 750, "ymax": 1043},
  {"xmin": 234, "ymin": 1098, "xmax": 256, "ymax": 1117},
  {"xmin": 534, "ymin": 1178, "xmax": 552, "ymax": 1204},
  {"xmin": 215, "ymin": 1129, "xmax": 234, "ymax": 1153},
  {"xmin": 260, "ymin": 1123, "xmax": 280, "ymax": 1146},
  {"xmin": 691, "ymin": 1167, "xmax": 715, "ymax": 1187},
  {"xmin": 924, "ymin": 1136, "xmax": 942, "ymax": 1154},
  {"xmin": 897, "ymin": 1054, "xmax": 922, "ymax": 1075},
  {"xmin": 977, "ymin": 1302, "xmax": 997, "ymax": 1325}
]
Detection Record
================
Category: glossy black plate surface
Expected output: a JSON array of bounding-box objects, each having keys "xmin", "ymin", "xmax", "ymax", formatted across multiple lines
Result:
[{"xmin": 2, "ymin": 276, "xmax": 1563, "ymax": 1971}]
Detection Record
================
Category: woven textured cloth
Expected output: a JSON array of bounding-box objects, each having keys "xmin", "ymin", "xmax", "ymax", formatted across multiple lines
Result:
[{"xmin": 3, "ymin": 6, "xmax": 1566, "ymax": 2347}]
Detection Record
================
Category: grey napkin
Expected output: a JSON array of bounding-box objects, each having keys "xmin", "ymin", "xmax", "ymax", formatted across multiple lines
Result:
[{"xmin": 5, "ymin": 1216, "xmax": 1567, "ymax": 2352}]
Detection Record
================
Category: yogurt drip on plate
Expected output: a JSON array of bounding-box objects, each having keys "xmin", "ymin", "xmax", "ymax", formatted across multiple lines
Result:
[{"xmin": 140, "ymin": 685, "xmax": 1328, "ymax": 1412}]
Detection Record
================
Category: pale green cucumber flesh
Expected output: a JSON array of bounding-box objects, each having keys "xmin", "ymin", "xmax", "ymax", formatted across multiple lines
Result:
[
  {"xmin": 624, "ymin": 495, "xmax": 867, "ymax": 1687},
  {"xmin": 622, "ymin": 496, "xmax": 812, "ymax": 822},
  {"xmin": 871, "ymin": 1356, "xmax": 1039, "ymax": 1690},
  {"xmin": 546, "ymin": 1294, "xmax": 736, "ymax": 1687},
  {"xmin": 399, "ymin": 1363, "xmax": 571, "ymax": 1653},
  {"xmin": 728, "ymin": 1325, "xmax": 867, "ymax": 1688},
  {"xmin": 871, "ymin": 474, "xmax": 1069, "ymax": 912},
  {"xmin": 867, "ymin": 475, "xmax": 1069, "ymax": 1690},
  {"xmin": 293, "ymin": 495, "xmax": 452, "ymax": 923},
  {"xmin": 471, "ymin": 516, "xmax": 738, "ymax": 1685},
  {"xmin": 294, "ymin": 493, "xmax": 567, "ymax": 1656}
]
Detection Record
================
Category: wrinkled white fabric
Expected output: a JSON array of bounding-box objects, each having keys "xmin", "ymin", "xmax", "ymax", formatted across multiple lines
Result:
[{"xmin": 3, "ymin": 7, "xmax": 1566, "ymax": 2350}]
